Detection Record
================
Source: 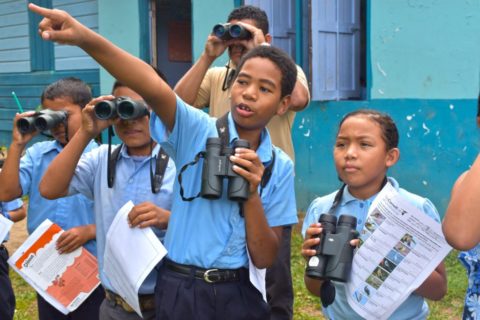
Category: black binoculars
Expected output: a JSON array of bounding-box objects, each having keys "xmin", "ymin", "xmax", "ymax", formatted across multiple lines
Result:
[
  {"xmin": 16, "ymin": 110, "xmax": 67, "ymax": 134},
  {"xmin": 212, "ymin": 23, "xmax": 252, "ymax": 41},
  {"xmin": 305, "ymin": 214, "xmax": 358, "ymax": 282},
  {"xmin": 201, "ymin": 138, "xmax": 250, "ymax": 202},
  {"xmin": 94, "ymin": 97, "xmax": 149, "ymax": 120}
]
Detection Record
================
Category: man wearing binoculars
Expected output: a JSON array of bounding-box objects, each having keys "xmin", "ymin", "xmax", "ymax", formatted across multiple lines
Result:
[
  {"xmin": 0, "ymin": 77, "xmax": 104, "ymax": 320},
  {"xmin": 175, "ymin": 6, "xmax": 309, "ymax": 320}
]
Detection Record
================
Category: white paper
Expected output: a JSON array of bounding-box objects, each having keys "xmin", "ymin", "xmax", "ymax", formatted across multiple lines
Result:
[
  {"xmin": 247, "ymin": 250, "xmax": 267, "ymax": 301},
  {"xmin": 103, "ymin": 201, "xmax": 167, "ymax": 317},
  {"xmin": 0, "ymin": 214, "xmax": 13, "ymax": 243},
  {"xmin": 346, "ymin": 183, "xmax": 451, "ymax": 319},
  {"xmin": 8, "ymin": 219, "xmax": 100, "ymax": 315}
]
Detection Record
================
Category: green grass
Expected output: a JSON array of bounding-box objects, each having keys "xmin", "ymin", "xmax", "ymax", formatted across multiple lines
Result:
[{"xmin": 10, "ymin": 227, "xmax": 468, "ymax": 319}]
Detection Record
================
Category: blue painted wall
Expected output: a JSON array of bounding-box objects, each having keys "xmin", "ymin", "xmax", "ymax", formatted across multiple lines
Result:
[
  {"xmin": 369, "ymin": 0, "xmax": 480, "ymax": 99},
  {"xmin": 191, "ymin": 0, "xmax": 234, "ymax": 65},
  {"xmin": 98, "ymin": 0, "xmax": 140, "ymax": 95},
  {"xmin": 294, "ymin": 0, "xmax": 480, "ymax": 215},
  {"xmin": 293, "ymin": 99, "xmax": 479, "ymax": 216}
]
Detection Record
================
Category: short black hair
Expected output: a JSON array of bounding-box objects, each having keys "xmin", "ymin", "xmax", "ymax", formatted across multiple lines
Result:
[
  {"xmin": 112, "ymin": 66, "xmax": 167, "ymax": 93},
  {"xmin": 228, "ymin": 5, "xmax": 269, "ymax": 36},
  {"xmin": 234, "ymin": 46, "xmax": 297, "ymax": 99},
  {"xmin": 477, "ymin": 92, "xmax": 480, "ymax": 117},
  {"xmin": 41, "ymin": 77, "xmax": 92, "ymax": 109}
]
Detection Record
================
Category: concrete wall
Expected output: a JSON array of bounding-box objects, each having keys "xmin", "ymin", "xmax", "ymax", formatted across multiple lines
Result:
[
  {"xmin": 98, "ymin": 0, "xmax": 140, "ymax": 95},
  {"xmin": 295, "ymin": 0, "xmax": 480, "ymax": 215}
]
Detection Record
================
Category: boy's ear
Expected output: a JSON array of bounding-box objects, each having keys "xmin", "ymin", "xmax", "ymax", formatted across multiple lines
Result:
[
  {"xmin": 276, "ymin": 95, "xmax": 291, "ymax": 116},
  {"xmin": 385, "ymin": 148, "xmax": 400, "ymax": 168},
  {"xmin": 265, "ymin": 33, "xmax": 272, "ymax": 44}
]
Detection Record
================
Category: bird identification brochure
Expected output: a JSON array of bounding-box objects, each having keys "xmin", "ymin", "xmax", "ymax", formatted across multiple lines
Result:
[
  {"xmin": 8, "ymin": 219, "xmax": 100, "ymax": 314},
  {"xmin": 346, "ymin": 183, "xmax": 451, "ymax": 319}
]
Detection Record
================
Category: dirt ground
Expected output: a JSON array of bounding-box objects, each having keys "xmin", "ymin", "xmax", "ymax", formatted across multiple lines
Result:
[{"xmin": 5, "ymin": 218, "xmax": 29, "ymax": 254}]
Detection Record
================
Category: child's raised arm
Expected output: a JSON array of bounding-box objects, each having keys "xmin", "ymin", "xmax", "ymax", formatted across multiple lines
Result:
[
  {"xmin": 28, "ymin": 3, "xmax": 177, "ymax": 131},
  {"xmin": 443, "ymin": 155, "xmax": 480, "ymax": 250}
]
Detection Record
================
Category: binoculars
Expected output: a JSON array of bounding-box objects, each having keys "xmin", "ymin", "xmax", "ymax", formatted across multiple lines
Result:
[
  {"xmin": 212, "ymin": 23, "xmax": 252, "ymax": 41},
  {"xmin": 16, "ymin": 110, "xmax": 67, "ymax": 134},
  {"xmin": 201, "ymin": 137, "xmax": 250, "ymax": 202},
  {"xmin": 94, "ymin": 97, "xmax": 149, "ymax": 120},
  {"xmin": 305, "ymin": 214, "xmax": 358, "ymax": 282}
]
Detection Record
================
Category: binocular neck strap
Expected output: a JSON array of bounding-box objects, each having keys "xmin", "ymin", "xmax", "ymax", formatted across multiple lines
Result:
[
  {"xmin": 150, "ymin": 141, "xmax": 170, "ymax": 194},
  {"xmin": 106, "ymin": 129, "xmax": 169, "ymax": 193},
  {"xmin": 222, "ymin": 61, "xmax": 236, "ymax": 91},
  {"xmin": 107, "ymin": 126, "xmax": 117, "ymax": 188},
  {"xmin": 178, "ymin": 151, "xmax": 205, "ymax": 201}
]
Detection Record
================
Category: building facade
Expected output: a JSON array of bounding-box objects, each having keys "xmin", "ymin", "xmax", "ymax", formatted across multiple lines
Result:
[{"xmin": 1, "ymin": 0, "xmax": 479, "ymax": 214}]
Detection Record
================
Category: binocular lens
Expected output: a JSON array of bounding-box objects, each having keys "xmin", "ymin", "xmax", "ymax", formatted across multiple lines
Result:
[
  {"xmin": 17, "ymin": 118, "xmax": 35, "ymax": 134},
  {"xmin": 229, "ymin": 24, "xmax": 242, "ymax": 38},
  {"xmin": 95, "ymin": 101, "xmax": 116, "ymax": 120},
  {"xmin": 117, "ymin": 100, "xmax": 135, "ymax": 119},
  {"xmin": 213, "ymin": 24, "xmax": 228, "ymax": 38},
  {"xmin": 34, "ymin": 117, "xmax": 49, "ymax": 131}
]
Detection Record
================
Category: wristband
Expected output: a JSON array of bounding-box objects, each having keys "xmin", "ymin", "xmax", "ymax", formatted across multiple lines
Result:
[{"xmin": 259, "ymin": 42, "xmax": 271, "ymax": 47}]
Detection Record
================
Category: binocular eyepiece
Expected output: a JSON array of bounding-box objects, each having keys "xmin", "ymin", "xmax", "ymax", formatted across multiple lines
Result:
[
  {"xmin": 201, "ymin": 137, "xmax": 250, "ymax": 202},
  {"xmin": 16, "ymin": 110, "xmax": 67, "ymax": 134},
  {"xmin": 305, "ymin": 214, "xmax": 358, "ymax": 283},
  {"xmin": 212, "ymin": 23, "xmax": 252, "ymax": 41},
  {"xmin": 94, "ymin": 97, "xmax": 149, "ymax": 120}
]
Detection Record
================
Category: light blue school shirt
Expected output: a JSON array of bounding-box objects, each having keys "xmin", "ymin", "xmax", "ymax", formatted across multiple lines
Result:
[
  {"xmin": 150, "ymin": 95, "xmax": 298, "ymax": 269},
  {"xmin": 0, "ymin": 198, "xmax": 23, "ymax": 241},
  {"xmin": 302, "ymin": 177, "xmax": 440, "ymax": 320},
  {"xmin": 67, "ymin": 143, "xmax": 175, "ymax": 294},
  {"xmin": 19, "ymin": 140, "xmax": 97, "ymax": 255}
]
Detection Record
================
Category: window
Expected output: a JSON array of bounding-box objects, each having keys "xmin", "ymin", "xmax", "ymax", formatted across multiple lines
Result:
[{"xmin": 311, "ymin": 0, "xmax": 365, "ymax": 101}]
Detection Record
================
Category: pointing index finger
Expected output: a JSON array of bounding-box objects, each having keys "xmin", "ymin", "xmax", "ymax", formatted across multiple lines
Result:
[{"xmin": 28, "ymin": 3, "xmax": 56, "ymax": 19}]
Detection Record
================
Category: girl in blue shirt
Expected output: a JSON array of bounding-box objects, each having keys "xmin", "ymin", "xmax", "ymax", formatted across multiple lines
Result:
[{"xmin": 301, "ymin": 109, "xmax": 447, "ymax": 319}]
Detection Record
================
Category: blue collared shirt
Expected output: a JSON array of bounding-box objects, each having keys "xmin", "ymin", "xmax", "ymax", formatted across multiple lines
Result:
[
  {"xmin": 150, "ymin": 95, "xmax": 298, "ymax": 269},
  {"xmin": 68, "ymin": 143, "xmax": 175, "ymax": 294},
  {"xmin": 1, "ymin": 198, "xmax": 23, "ymax": 241},
  {"xmin": 19, "ymin": 140, "xmax": 97, "ymax": 255},
  {"xmin": 302, "ymin": 177, "xmax": 440, "ymax": 320}
]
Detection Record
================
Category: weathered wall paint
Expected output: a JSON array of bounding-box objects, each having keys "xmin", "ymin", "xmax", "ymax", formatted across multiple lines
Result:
[
  {"xmin": 191, "ymin": 0, "xmax": 234, "ymax": 66},
  {"xmin": 98, "ymin": 0, "xmax": 140, "ymax": 95},
  {"xmin": 293, "ymin": 99, "xmax": 479, "ymax": 216},
  {"xmin": 370, "ymin": 0, "xmax": 480, "ymax": 99}
]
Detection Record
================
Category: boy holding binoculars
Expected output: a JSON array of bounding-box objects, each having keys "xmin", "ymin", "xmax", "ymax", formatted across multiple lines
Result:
[
  {"xmin": 0, "ymin": 77, "xmax": 104, "ymax": 320},
  {"xmin": 175, "ymin": 6, "xmax": 310, "ymax": 318},
  {"xmin": 27, "ymin": 3, "xmax": 298, "ymax": 319},
  {"xmin": 39, "ymin": 76, "xmax": 176, "ymax": 319}
]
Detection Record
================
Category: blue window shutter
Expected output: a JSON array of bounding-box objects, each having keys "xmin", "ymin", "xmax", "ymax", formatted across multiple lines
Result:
[
  {"xmin": 52, "ymin": 0, "xmax": 99, "ymax": 71},
  {"xmin": 312, "ymin": 0, "xmax": 360, "ymax": 101},
  {"xmin": 0, "ymin": 1, "xmax": 31, "ymax": 73},
  {"xmin": 243, "ymin": 0, "xmax": 296, "ymax": 59}
]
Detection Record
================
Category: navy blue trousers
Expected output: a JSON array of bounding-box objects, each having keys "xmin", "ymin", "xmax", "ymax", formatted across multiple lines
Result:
[
  {"xmin": 0, "ymin": 245, "xmax": 15, "ymax": 320},
  {"xmin": 37, "ymin": 285, "xmax": 105, "ymax": 320},
  {"xmin": 155, "ymin": 264, "xmax": 270, "ymax": 320},
  {"xmin": 266, "ymin": 226, "xmax": 293, "ymax": 320}
]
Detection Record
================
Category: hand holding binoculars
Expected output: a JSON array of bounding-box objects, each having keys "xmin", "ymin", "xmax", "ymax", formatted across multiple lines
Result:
[{"xmin": 94, "ymin": 97, "xmax": 149, "ymax": 120}]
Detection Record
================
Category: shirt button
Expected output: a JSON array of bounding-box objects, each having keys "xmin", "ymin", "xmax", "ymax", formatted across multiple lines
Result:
[{"xmin": 359, "ymin": 203, "xmax": 364, "ymax": 208}]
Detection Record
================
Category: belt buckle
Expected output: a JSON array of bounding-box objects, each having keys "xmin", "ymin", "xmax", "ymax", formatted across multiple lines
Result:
[{"xmin": 203, "ymin": 268, "xmax": 219, "ymax": 283}]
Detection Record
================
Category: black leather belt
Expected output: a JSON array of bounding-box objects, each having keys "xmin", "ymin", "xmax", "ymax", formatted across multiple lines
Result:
[{"xmin": 164, "ymin": 259, "xmax": 242, "ymax": 283}]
